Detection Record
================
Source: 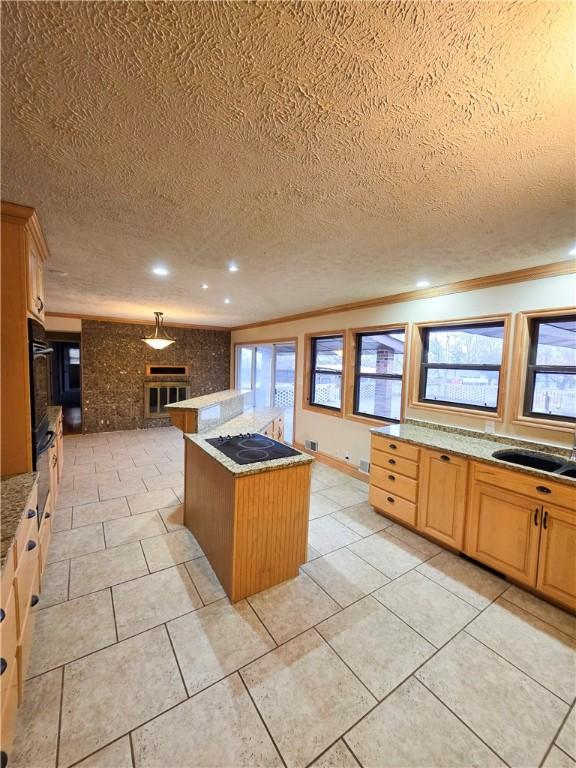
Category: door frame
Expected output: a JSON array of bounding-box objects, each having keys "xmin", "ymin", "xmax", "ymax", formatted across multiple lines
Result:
[{"xmin": 232, "ymin": 337, "xmax": 298, "ymax": 444}]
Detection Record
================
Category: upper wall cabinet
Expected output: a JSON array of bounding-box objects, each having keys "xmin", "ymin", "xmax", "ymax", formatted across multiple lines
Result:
[{"xmin": 27, "ymin": 239, "xmax": 46, "ymax": 323}]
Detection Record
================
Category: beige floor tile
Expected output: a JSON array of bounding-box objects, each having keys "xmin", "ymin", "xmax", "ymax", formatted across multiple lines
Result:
[
  {"xmin": 113, "ymin": 564, "xmax": 202, "ymax": 640},
  {"xmin": 51, "ymin": 506, "xmax": 72, "ymax": 532},
  {"xmin": 309, "ymin": 493, "xmax": 343, "ymax": 519},
  {"xmin": 185, "ymin": 556, "xmax": 226, "ymax": 603},
  {"xmin": 242, "ymin": 628, "xmax": 375, "ymax": 768},
  {"xmin": 502, "ymin": 586, "xmax": 576, "ymax": 639},
  {"xmin": 141, "ymin": 529, "xmax": 203, "ymax": 571},
  {"xmin": 467, "ymin": 599, "xmax": 576, "ymax": 703},
  {"xmin": 167, "ymin": 599, "xmax": 274, "ymax": 695},
  {"xmin": 104, "ymin": 510, "xmax": 166, "ymax": 548},
  {"xmin": 416, "ymin": 632, "xmax": 568, "ymax": 767},
  {"xmin": 321, "ymin": 483, "xmax": 369, "ymax": 508},
  {"xmin": 374, "ymin": 570, "xmax": 479, "ymax": 647},
  {"xmin": 133, "ymin": 454, "xmax": 168, "ymax": 467},
  {"xmin": 155, "ymin": 460, "xmax": 182, "ymax": 474},
  {"xmin": 47, "ymin": 523, "xmax": 105, "ymax": 564},
  {"xmin": 127, "ymin": 488, "xmax": 179, "ymax": 515},
  {"xmin": 74, "ymin": 736, "xmax": 133, "ymax": 767},
  {"xmin": 56, "ymin": 487, "xmax": 99, "ymax": 509},
  {"xmin": 39, "ymin": 559, "xmax": 70, "ymax": 608},
  {"xmin": 118, "ymin": 464, "xmax": 160, "ymax": 482},
  {"xmin": 93, "ymin": 469, "xmax": 122, "ymax": 485},
  {"xmin": 95, "ymin": 458, "xmax": 136, "ymax": 473},
  {"xmin": 308, "ymin": 515, "xmax": 361, "ymax": 555},
  {"xmin": 28, "ymin": 590, "xmax": 116, "ymax": 677},
  {"xmin": 132, "ymin": 674, "xmax": 282, "ymax": 768},
  {"xmin": 248, "ymin": 573, "xmax": 339, "ymax": 644},
  {"xmin": 345, "ymin": 677, "xmax": 505, "ymax": 767},
  {"xmin": 73, "ymin": 497, "xmax": 131, "ymax": 527},
  {"xmin": 385, "ymin": 522, "xmax": 443, "ymax": 557},
  {"xmin": 332, "ymin": 502, "xmax": 392, "ymax": 536},
  {"xmin": 543, "ymin": 746, "xmax": 576, "ymax": 768},
  {"xmin": 307, "ymin": 545, "xmax": 322, "ymax": 561},
  {"xmin": 159, "ymin": 504, "xmax": 184, "ymax": 531},
  {"xmin": 312, "ymin": 741, "xmax": 359, "ymax": 767},
  {"xmin": 303, "ymin": 548, "xmax": 389, "ymax": 607},
  {"xmin": 10, "ymin": 668, "xmax": 62, "ymax": 768},
  {"xmin": 143, "ymin": 471, "xmax": 183, "ymax": 492},
  {"xmin": 59, "ymin": 626, "xmax": 186, "ymax": 767},
  {"xmin": 557, "ymin": 708, "xmax": 576, "ymax": 760},
  {"xmin": 313, "ymin": 467, "xmax": 351, "ymax": 488},
  {"xmin": 311, "ymin": 476, "xmax": 330, "ymax": 492},
  {"xmin": 97, "ymin": 477, "xmax": 146, "ymax": 501},
  {"xmin": 349, "ymin": 530, "xmax": 427, "ymax": 578},
  {"xmin": 317, "ymin": 596, "xmax": 434, "ymax": 699},
  {"xmin": 69, "ymin": 541, "xmax": 149, "ymax": 598},
  {"xmin": 416, "ymin": 551, "xmax": 507, "ymax": 610}
]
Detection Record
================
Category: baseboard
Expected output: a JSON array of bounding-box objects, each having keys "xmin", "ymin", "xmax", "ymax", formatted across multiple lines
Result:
[{"xmin": 294, "ymin": 442, "xmax": 368, "ymax": 483}]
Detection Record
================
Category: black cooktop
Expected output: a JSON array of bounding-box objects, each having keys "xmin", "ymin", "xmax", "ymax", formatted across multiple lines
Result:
[{"xmin": 205, "ymin": 433, "xmax": 301, "ymax": 465}]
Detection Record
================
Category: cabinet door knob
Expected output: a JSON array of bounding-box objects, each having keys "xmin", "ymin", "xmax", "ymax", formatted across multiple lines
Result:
[
  {"xmin": 542, "ymin": 511, "xmax": 549, "ymax": 529},
  {"xmin": 45, "ymin": 512, "xmax": 51, "ymax": 519},
  {"xmin": 388, "ymin": 459, "xmax": 396, "ymax": 466},
  {"xmin": 534, "ymin": 508, "xmax": 539, "ymax": 526},
  {"xmin": 1, "ymin": 749, "xmax": 7, "ymax": 768},
  {"xmin": 0, "ymin": 609, "xmax": 4, "ymax": 623},
  {"xmin": 536, "ymin": 486, "xmax": 551, "ymax": 494},
  {"xmin": 387, "ymin": 474, "xmax": 395, "ymax": 481},
  {"xmin": 387, "ymin": 496, "xmax": 395, "ymax": 503},
  {"xmin": 0, "ymin": 658, "xmax": 6, "ymax": 675},
  {"xmin": 388, "ymin": 443, "xmax": 397, "ymax": 450},
  {"xmin": 26, "ymin": 540, "xmax": 37, "ymax": 551},
  {"xmin": 27, "ymin": 509, "xmax": 36, "ymax": 519},
  {"xmin": 440, "ymin": 454, "xmax": 450, "ymax": 462},
  {"xmin": 30, "ymin": 595, "xmax": 40, "ymax": 608},
  {"xmin": 36, "ymin": 296, "xmax": 44, "ymax": 311}
]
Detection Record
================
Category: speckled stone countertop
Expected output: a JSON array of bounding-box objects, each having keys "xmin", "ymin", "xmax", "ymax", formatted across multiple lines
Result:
[
  {"xmin": 168, "ymin": 389, "xmax": 243, "ymax": 410},
  {"xmin": 185, "ymin": 407, "xmax": 313, "ymax": 476},
  {"xmin": 47, "ymin": 404, "xmax": 62, "ymax": 432},
  {"xmin": 371, "ymin": 423, "xmax": 576, "ymax": 487},
  {"xmin": 1, "ymin": 472, "xmax": 38, "ymax": 569}
]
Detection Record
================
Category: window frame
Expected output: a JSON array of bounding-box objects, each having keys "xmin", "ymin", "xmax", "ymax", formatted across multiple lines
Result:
[
  {"xmin": 513, "ymin": 309, "xmax": 576, "ymax": 429},
  {"xmin": 350, "ymin": 327, "xmax": 406, "ymax": 424},
  {"xmin": 303, "ymin": 331, "xmax": 346, "ymax": 416},
  {"xmin": 409, "ymin": 314, "xmax": 510, "ymax": 421}
]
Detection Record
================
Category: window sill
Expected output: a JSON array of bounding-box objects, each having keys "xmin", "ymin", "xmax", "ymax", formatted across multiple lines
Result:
[
  {"xmin": 511, "ymin": 415, "xmax": 575, "ymax": 434},
  {"xmin": 408, "ymin": 400, "xmax": 504, "ymax": 422},
  {"xmin": 302, "ymin": 402, "xmax": 343, "ymax": 418},
  {"xmin": 344, "ymin": 412, "xmax": 400, "ymax": 428}
]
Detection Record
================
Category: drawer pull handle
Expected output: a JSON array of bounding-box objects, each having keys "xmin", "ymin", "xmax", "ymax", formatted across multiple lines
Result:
[
  {"xmin": 30, "ymin": 595, "xmax": 40, "ymax": 608},
  {"xmin": 543, "ymin": 511, "xmax": 548, "ymax": 529},
  {"xmin": 534, "ymin": 508, "xmax": 539, "ymax": 526},
  {"xmin": 45, "ymin": 512, "xmax": 51, "ymax": 519},
  {"xmin": 389, "ymin": 444, "xmax": 397, "ymax": 450},
  {"xmin": 440, "ymin": 454, "xmax": 450, "ymax": 462},
  {"xmin": 27, "ymin": 509, "xmax": 36, "ymax": 519},
  {"xmin": 26, "ymin": 540, "xmax": 37, "ymax": 551},
  {"xmin": 1, "ymin": 751, "xmax": 7, "ymax": 768},
  {"xmin": 0, "ymin": 658, "xmax": 6, "ymax": 675},
  {"xmin": 536, "ymin": 486, "xmax": 551, "ymax": 494},
  {"xmin": 387, "ymin": 474, "xmax": 396, "ymax": 481},
  {"xmin": 388, "ymin": 459, "xmax": 396, "ymax": 466},
  {"xmin": 387, "ymin": 496, "xmax": 395, "ymax": 503},
  {"xmin": 0, "ymin": 609, "xmax": 4, "ymax": 623}
]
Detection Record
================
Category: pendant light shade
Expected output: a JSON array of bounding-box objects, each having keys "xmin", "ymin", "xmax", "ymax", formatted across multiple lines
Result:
[{"xmin": 142, "ymin": 311, "xmax": 175, "ymax": 349}]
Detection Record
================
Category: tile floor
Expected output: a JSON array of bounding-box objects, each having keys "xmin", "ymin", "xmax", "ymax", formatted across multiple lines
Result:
[{"xmin": 9, "ymin": 427, "xmax": 576, "ymax": 768}]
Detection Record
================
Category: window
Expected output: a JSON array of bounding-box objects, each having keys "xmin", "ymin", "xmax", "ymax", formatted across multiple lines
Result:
[
  {"xmin": 353, "ymin": 330, "xmax": 405, "ymax": 421},
  {"xmin": 309, "ymin": 335, "xmax": 344, "ymax": 410},
  {"xmin": 419, "ymin": 321, "xmax": 505, "ymax": 412},
  {"xmin": 524, "ymin": 315, "xmax": 576, "ymax": 422}
]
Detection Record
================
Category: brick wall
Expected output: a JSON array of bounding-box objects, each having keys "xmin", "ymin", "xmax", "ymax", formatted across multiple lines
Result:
[{"xmin": 81, "ymin": 320, "xmax": 230, "ymax": 433}]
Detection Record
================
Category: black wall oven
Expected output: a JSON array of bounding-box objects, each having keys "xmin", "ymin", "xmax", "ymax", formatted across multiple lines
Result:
[{"xmin": 28, "ymin": 319, "xmax": 55, "ymax": 522}]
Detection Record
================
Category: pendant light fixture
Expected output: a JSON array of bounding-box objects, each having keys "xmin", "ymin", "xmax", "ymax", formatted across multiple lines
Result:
[{"xmin": 142, "ymin": 311, "xmax": 175, "ymax": 350}]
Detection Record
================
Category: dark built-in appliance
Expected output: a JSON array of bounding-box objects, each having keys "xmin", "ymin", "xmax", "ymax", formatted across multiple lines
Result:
[
  {"xmin": 28, "ymin": 318, "xmax": 55, "ymax": 522},
  {"xmin": 205, "ymin": 433, "xmax": 300, "ymax": 465}
]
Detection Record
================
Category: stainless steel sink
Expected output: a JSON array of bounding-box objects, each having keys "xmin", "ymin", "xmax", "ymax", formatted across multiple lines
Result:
[{"xmin": 492, "ymin": 449, "xmax": 576, "ymax": 476}]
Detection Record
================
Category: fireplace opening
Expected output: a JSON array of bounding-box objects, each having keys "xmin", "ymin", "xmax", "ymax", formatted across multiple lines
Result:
[{"xmin": 144, "ymin": 382, "xmax": 190, "ymax": 419}]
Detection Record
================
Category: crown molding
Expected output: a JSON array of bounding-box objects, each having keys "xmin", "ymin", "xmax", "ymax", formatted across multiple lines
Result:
[{"xmin": 45, "ymin": 312, "xmax": 231, "ymax": 332}]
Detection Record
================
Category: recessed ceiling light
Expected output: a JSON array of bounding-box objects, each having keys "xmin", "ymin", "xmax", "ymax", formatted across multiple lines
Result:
[
  {"xmin": 152, "ymin": 266, "xmax": 169, "ymax": 276},
  {"xmin": 224, "ymin": 298, "xmax": 231, "ymax": 304},
  {"xmin": 201, "ymin": 283, "xmax": 209, "ymax": 290},
  {"xmin": 228, "ymin": 263, "xmax": 239, "ymax": 273},
  {"xmin": 416, "ymin": 279, "xmax": 430, "ymax": 288},
  {"xmin": 569, "ymin": 247, "xmax": 576, "ymax": 257}
]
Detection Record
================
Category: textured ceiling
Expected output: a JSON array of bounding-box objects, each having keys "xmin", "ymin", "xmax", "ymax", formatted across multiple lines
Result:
[{"xmin": 2, "ymin": 0, "xmax": 574, "ymax": 326}]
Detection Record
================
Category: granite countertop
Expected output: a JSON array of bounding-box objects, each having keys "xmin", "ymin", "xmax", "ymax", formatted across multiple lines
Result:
[
  {"xmin": 167, "ymin": 389, "xmax": 243, "ymax": 411},
  {"xmin": 186, "ymin": 407, "xmax": 313, "ymax": 476},
  {"xmin": 1, "ymin": 472, "xmax": 38, "ymax": 569},
  {"xmin": 371, "ymin": 423, "xmax": 576, "ymax": 487},
  {"xmin": 47, "ymin": 404, "xmax": 62, "ymax": 432}
]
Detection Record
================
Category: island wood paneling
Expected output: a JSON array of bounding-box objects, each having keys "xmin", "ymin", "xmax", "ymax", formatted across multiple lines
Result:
[{"xmin": 184, "ymin": 439, "xmax": 311, "ymax": 602}]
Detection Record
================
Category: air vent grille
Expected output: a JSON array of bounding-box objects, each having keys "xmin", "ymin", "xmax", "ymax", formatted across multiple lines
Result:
[
  {"xmin": 305, "ymin": 440, "xmax": 318, "ymax": 452},
  {"xmin": 359, "ymin": 459, "xmax": 371, "ymax": 474}
]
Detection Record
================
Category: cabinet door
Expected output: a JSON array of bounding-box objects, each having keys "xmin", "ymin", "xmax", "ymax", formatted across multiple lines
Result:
[
  {"xmin": 465, "ymin": 482, "xmax": 540, "ymax": 586},
  {"xmin": 537, "ymin": 504, "xmax": 576, "ymax": 612},
  {"xmin": 56, "ymin": 415, "xmax": 64, "ymax": 483},
  {"xmin": 27, "ymin": 246, "xmax": 45, "ymax": 321},
  {"xmin": 418, "ymin": 449, "xmax": 468, "ymax": 549},
  {"xmin": 48, "ymin": 445, "xmax": 58, "ymax": 506}
]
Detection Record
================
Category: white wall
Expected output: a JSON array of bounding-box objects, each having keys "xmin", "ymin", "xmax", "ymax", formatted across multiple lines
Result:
[{"xmin": 232, "ymin": 274, "xmax": 576, "ymax": 467}]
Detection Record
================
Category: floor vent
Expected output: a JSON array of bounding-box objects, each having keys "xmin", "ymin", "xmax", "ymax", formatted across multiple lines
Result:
[
  {"xmin": 359, "ymin": 459, "xmax": 371, "ymax": 474},
  {"xmin": 305, "ymin": 440, "xmax": 318, "ymax": 452}
]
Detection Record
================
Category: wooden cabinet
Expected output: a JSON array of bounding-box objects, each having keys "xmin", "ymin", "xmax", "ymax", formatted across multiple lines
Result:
[
  {"xmin": 369, "ymin": 434, "xmax": 419, "ymax": 526},
  {"xmin": 466, "ymin": 481, "xmax": 541, "ymax": 586},
  {"xmin": 536, "ymin": 504, "xmax": 576, "ymax": 612},
  {"xmin": 27, "ymin": 241, "xmax": 46, "ymax": 323},
  {"xmin": 418, "ymin": 449, "xmax": 468, "ymax": 549},
  {"xmin": 48, "ymin": 443, "xmax": 59, "ymax": 508},
  {"xmin": 56, "ymin": 411, "xmax": 64, "ymax": 484}
]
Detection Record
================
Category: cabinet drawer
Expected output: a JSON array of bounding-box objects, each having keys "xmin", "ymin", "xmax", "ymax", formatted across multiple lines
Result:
[
  {"xmin": 371, "ymin": 449, "xmax": 419, "ymax": 480},
  {"xmin": 472, "ymin": 462, "xmax": 576, "ymax": 511},
  {"xmin": 14, "ymin": 542, "xmax": 40, "ymax": 633},
  {"xmin": 372, "ymin": 435, "xmax": 420, "ymax": 462},
  {"xmin": 0, "ymin": 547, "xmax": 16, "ymax": 605},
  {"xmin": 14, "ymin": 498, "xmax": 38, "ymax": 569},
  {"xmin": 370, "ymin": 465, "xmax": 418, "ymax": 503},
  {"xmin": 39, "ymin": 513, "xmax": 52, "ymax": 574},
  {"xmin": 369, "ymin": 485, "xmax": 417, "ymax": 526},
  {"xmin": 17, "ymin": 596, "xmax": 38, "ymax": 704},
  {"xmin": 0, "ymin": 654, "xmax": 19, "ymax": 758},
  {"xmin": 0, "ymin": 588, "xmax": 17, "ymax": 681}
]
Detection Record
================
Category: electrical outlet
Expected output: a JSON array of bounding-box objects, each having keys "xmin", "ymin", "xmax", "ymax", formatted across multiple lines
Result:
[{"xmin": 344, "ymin": 452, "xmax": 351, "ymax": 461}]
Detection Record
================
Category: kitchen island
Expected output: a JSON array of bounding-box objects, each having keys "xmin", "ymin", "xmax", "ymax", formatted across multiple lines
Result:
[{"xmin": 183, "ymin": 419, "xmax": 313, "ymax": 602}]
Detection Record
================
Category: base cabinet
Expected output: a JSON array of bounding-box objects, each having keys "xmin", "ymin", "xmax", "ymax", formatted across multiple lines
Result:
[
  {"xmin": 418, "ymin": 449, "xmax": 468, "ymax": 549},
  {"xmin": 536, "ymin": 504, "xmax": 576, "ymax": 611}
]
